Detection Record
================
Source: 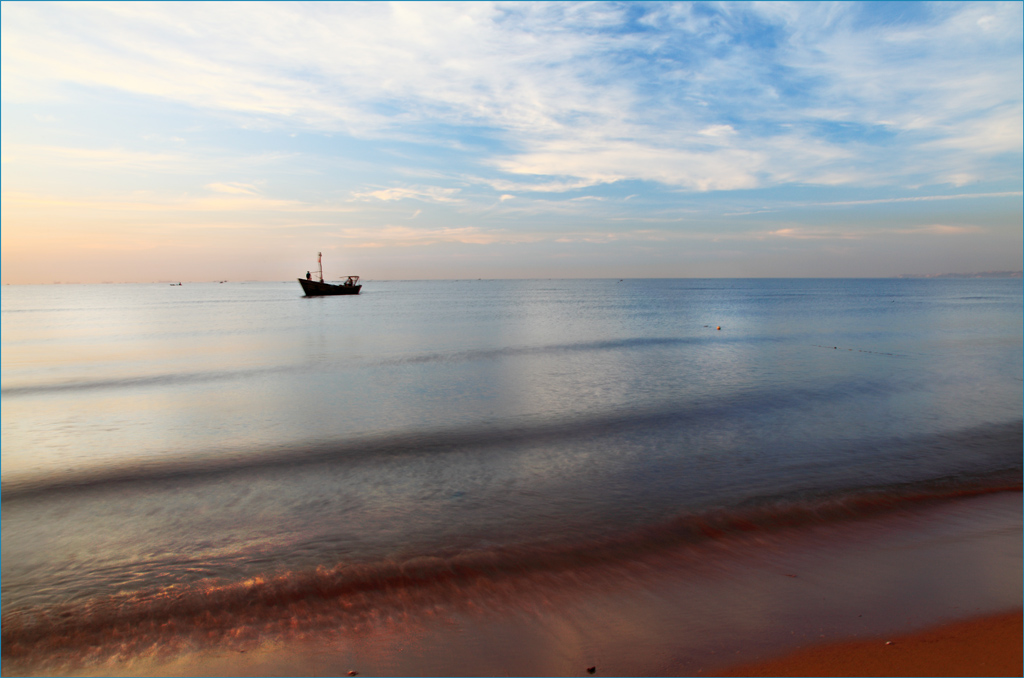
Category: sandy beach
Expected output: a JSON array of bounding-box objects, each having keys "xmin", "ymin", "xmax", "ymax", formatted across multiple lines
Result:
[{"xmin": 715, "ymin": 609, "xmax": 1022, "ymax": 677}]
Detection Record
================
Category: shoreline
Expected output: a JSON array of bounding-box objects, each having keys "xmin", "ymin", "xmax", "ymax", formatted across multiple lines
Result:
[
  {"xmin": 8, "ymin": 490, "xmax": 1016, "ymax": 677},
  {"xmin": 713, "ymin": 608, "xmax": 1022, "ymax": 677}
]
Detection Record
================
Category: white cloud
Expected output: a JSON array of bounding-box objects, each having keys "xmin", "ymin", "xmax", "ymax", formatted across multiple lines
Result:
[
  {"xmin": 699, "ymin": 125, "xmax": 736, "ymax": 137},
  {"xmin": 1, "ymin": 1, "xmax": 1020, "ymax": 199},
  {"xmin": 351, "ymin": 186, "xmax": 462, "ymax": 203},
  {"xmin": 206, "ymin": 182, "xmax": 258, "ymax": 196},
  {"xmin": 943, "ymin": 173, "xmax": 978, "ymax": 188},
  {"xmin": 923, "ymin": 104, "xmax": 1024, "ymax": 155}
]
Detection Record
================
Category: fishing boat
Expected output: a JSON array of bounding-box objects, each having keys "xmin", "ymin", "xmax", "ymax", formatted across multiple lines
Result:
[{"xmin": 298, "ymin": 252, "xmax": 361, "ymax": 296}]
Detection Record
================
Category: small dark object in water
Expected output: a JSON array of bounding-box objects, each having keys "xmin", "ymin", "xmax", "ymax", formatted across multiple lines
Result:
[{"xmin": 587, "ymin": 667, "xmax": 596, "ymax": 674}]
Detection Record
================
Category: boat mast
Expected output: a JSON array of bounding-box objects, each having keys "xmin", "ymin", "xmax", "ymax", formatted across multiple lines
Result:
[{"xmin": 318, "ymin": 252, "xmax": 323, "ymax": 283}]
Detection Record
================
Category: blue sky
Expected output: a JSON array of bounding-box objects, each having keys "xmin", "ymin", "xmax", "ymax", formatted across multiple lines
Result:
[{"xmin": 2, "ymin": 1, "xmax": 1021, "ymax": 282}]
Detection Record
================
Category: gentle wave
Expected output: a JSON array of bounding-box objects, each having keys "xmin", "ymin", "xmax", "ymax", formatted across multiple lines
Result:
[
  {"xmin": 0, "ymin": 365, "xmax": 298, "ymax": 397},
  {"xmin": 377, "ymin": 336, "xmax": 734, "ymax": 366},
  {"xmin": 0, "ymin": 379, "xmax": 927, "ymax": 500},
  {"xmin": 0, "ymin": 336, "xmax": 749, "ymax": 397},
  {"xmin": 2, "ymin": 478, "xmax": 1019, "ymax": 670}
]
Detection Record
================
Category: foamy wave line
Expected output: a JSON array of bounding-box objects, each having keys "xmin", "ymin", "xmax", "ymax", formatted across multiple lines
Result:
[{"xmin": 2, "ymin": 477, "xmax": 1019, "ymax": 671}]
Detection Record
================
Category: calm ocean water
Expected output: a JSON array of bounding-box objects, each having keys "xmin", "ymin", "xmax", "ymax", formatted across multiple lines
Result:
[{"xmin": 2, "ymin": 278, "xmax": 1021, "ymax": 669}]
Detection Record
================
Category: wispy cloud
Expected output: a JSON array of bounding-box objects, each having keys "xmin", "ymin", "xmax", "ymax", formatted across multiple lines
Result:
[
  {"xmin": 206, "ymin": 182, "xmax": 259, "ymax": 196},
  {"xmin": 332, "ymin": 224, "xmax": 544, "ymax": 247},
  {"xmin": 766, "ymin": 227, "xmax": 862, "ymax": 241},
  {"xmin": 894, "ymin": 224, "xmax": 983, "ymax": 235},
  {"xmin": 0, "ymin": 190, "xmax": 356, "ymax": 214},
  {"xmin": 4, "ymin": 2, "xmax": 1019, "ymax": 194},
  {"xmin": 802, "ymin": 191, "xmax": 1023, "ymax": 208},
  {"xmin": 0, "ymin": 143, "xmax": 295, "ymax": 175},
  {"xmin": 724, "ymin": 191, "xmax": 1023, "ymax": 216},
  {"xmin": 1, "ymin": 144, "xmax": 192, "ymax": 171},
  {"xmin": 351, "ymin": 186, "xmax": 463, "ymax": 203}
]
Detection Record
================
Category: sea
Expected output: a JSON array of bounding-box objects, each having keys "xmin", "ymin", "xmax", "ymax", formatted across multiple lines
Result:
[{"xmin": 2, "ymin": 278, "xmax": 1021, "ymax": 675}]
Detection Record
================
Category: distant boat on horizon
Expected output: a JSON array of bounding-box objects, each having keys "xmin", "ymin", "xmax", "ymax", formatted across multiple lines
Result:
[{"xmin": 298, "ymin": 252, "xmax": 361, "ymax": 296}]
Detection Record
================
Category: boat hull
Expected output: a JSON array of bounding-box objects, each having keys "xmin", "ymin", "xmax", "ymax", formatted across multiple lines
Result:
[{"xmin": 298, "ymin": 279, "xmax": 362, "ymax": 296}]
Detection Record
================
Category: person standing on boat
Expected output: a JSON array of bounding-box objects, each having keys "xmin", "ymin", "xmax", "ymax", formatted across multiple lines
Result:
[{"xmin": 306, "ymin": 271, "xmax": 312, "ymax": 281}]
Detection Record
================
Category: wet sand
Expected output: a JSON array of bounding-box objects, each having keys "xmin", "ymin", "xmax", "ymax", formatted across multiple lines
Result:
[
  {"xmin": 26, "ymin": 490, "xmax": 1015, "ymax": 677},
  {"xmin": 715, "ymin": 609, "xmax": 1022, "ymax": 677}
]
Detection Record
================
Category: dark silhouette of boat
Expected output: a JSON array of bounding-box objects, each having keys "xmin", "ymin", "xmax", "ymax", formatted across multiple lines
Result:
[{"xmin": 298, "ymin": 252, "xmax": 361, "ymax": 296}]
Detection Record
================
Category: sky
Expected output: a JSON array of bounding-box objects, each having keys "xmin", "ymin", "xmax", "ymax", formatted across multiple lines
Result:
[{"xmin": 2, "ymin": 1, "xmax": 1021, "ymax": 283}]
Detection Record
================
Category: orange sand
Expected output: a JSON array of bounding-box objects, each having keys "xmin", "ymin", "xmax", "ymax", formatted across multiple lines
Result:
[{"xmin": 714, "ymin": 609, "xmax": 1022, "ymax": 677}]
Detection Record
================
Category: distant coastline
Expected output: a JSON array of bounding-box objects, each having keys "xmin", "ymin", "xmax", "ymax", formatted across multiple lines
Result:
[{"xmin": 895, "ymin": 270, "xmax": 1022, "ymax": 279}]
